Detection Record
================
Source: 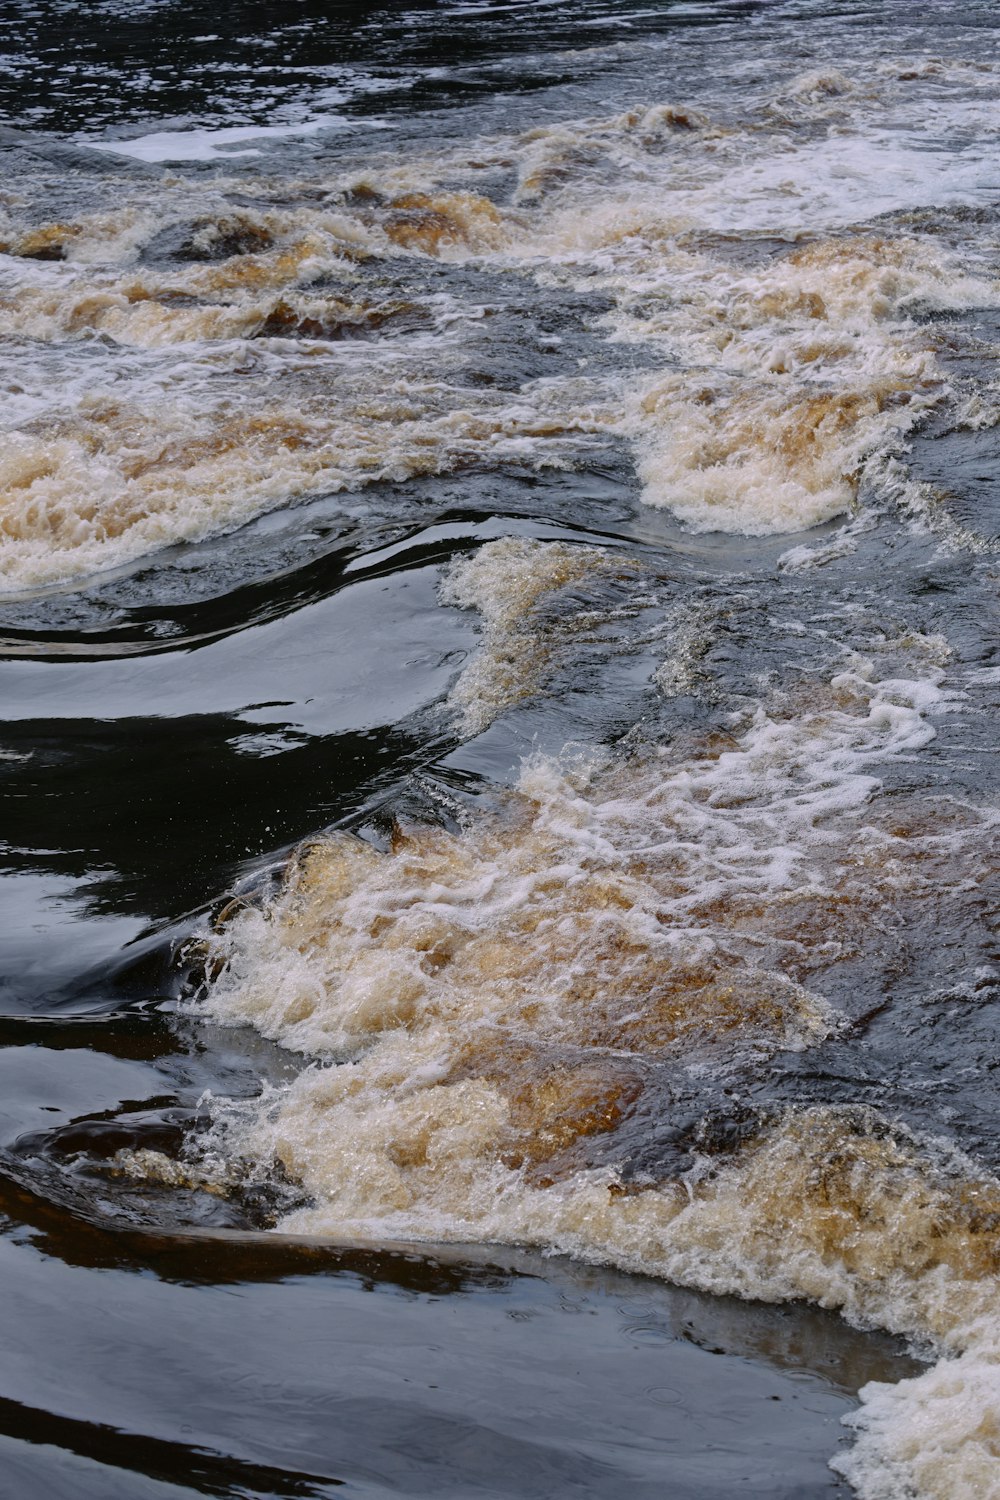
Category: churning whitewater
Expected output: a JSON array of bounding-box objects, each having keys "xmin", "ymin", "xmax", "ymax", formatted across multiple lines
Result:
[
  {"xmin": 5, "ymin": 3, "xmax": 1000, "ymax": 1497},
  {"xmin": 4, "ymin": 49, "xmax": 999, "ymax": 588}
]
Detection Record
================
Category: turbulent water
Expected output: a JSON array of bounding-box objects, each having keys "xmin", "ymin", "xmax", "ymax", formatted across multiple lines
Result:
[{"xmin": 3, "ymin": 2, "xmax": 1000, "ymax": 1496}]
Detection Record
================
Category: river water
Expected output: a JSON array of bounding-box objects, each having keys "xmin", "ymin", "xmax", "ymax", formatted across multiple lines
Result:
[{"xmin": 1, "ymin": 2, "xmax": 999, "ymax": 1496}]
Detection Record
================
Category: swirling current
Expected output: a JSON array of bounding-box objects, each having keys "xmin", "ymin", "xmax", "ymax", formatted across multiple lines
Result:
[{"xmin": 2, "ymin": 3, "xmax": 1000, "ymax": 1497}]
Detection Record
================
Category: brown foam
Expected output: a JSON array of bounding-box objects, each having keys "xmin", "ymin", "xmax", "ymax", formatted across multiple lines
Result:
[
  {"xmin": 381, "ymin": 192, "xmax": 506, "ymax": 256},
  {"xmin": 441, "ymin": 538, "xmax": 643, "ymax": 732},
  {"xmin": 14, "ymin": 222, "xmax": 76, "ymax": 261}
]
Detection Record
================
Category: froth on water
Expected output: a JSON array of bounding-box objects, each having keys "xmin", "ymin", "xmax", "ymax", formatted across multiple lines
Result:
[
  {"xmin": 2, "ymin": 48, "xmax": 999, "ymax": 590},
  {"xmin": 6, "ymin": 12, "xmax": 1000, "ymax": 1499},
  {"xmin": 124, "ymin": 599, "xmax": 991, "ymax": 1497}
]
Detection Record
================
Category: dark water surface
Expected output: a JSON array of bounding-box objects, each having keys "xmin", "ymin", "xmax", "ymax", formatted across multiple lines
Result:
[{"xmin": 2, "ymin": 3, "xmax": 1000, "ymax": 1497}]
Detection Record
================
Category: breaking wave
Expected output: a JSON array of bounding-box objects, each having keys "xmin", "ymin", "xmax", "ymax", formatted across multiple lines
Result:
[{"xmin": 2, "ymin": 51, "xmax": 997, "ymax": 589}]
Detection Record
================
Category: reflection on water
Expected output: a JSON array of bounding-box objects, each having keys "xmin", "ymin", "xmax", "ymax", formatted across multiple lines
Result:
[
  {"xmin": 3, "ymin": 1, "xmax": 1000, "ymax": 1497},
  {"xmin": 0, "ymin": 1205, "xmax": 921, "ymax": 1500}
]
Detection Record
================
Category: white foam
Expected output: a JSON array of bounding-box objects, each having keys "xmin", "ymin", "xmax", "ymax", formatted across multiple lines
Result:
[
  {"xmin": 3, "ymin": 53, "xmax": 998, "ymax": 581},
  {"xmin": 440, "ymin": 536, "xmax": 636, "ymax": 733},
  {"xmin": 834, "ymin": 1348, "xmax": 1000, "ymax": 1500},
  {"xmin": 200, "ymin": 634, "xmax": 959, "ymax": 1071},
  {"xmin": 694, "ymin": 135, "xmax": 1000, "ymax": 236},
  {"xmin": 177, "ymin": 616, "xmax": 1000, "ymax": 1499},
  {"xmin": 84, "ymin": 116, "xmax": 369, "ymax": 163},
  {"xmin": 42, "ymin": 40, "xmax": 1000, "ymax": 1499}
]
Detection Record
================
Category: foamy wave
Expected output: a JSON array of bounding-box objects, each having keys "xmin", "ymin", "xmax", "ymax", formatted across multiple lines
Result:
[
  {"xmin": 0, "ymin": 343, "xmax": 611, "ymax": 590},
  {"xmin": 440, "ymin": 537, "xmax": 644, "ymax": 734},
  {"xmin": 3, "ymin": 54, "xmax": 999, "ymax": 582},
  {"xmin": 835, "ymin": 1344, "xmax": 1000, "ymax": 1500},
  {"xmin": 508, "ymin": 123, "xmax": 997, "ymax": 532},
  {"xmin": 506, "ymin": 215, "xmax": 993, "ymax": 535},
  {"xmin": 612, "ymin": 236, "xmax": 990, "ymax": 534},
  {"xmin": 0, "ymin": 186, "xmax": 610, "ymax": 588},
  {"xmin": 8, "ymin": 223, "xmax": 983, "ymax": 554},
  {"xmin": 199, "ymin": 637, "xmax": 963, "ymax": 1062},
  {"xmin": 181, "ymin": 620, "xmax": 1000, "ymax": 1492},
  {"xmin": 17, "ymin": 38, "xmax": 998, "ymax": 1499}
]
